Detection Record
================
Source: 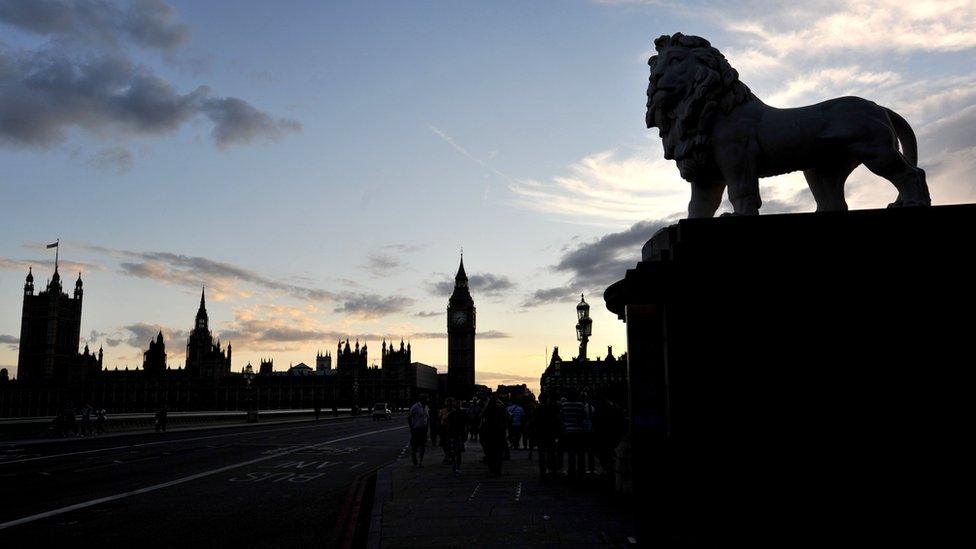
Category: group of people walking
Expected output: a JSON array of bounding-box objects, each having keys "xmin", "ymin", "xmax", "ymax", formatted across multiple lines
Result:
[
  {"xmin": 52, "ymin": 403, "xmax": 106, "ymax": 437},
  {"xmin": 407, "ymin": 388, "xmax": 625, "ymax": 481}
]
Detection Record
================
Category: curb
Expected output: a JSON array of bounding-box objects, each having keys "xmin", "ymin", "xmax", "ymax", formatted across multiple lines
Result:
[{"xmin": 366, "ymin": 449, "xmax": 404, "ymax": 548}]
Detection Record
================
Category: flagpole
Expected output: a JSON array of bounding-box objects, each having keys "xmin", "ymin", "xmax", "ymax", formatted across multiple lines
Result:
[{"xmin": 54, "ymin": 238, "xmax": 59, "ymax": 272}]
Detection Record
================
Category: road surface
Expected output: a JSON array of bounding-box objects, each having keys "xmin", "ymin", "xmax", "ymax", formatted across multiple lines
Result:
[{"xmin": 0, "ymin": 415, "xmax": 407, "ymax": 547}]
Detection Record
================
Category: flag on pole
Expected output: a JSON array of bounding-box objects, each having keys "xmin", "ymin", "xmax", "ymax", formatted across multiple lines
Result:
[{"xmin": 46, "ymin": 241, "xmax": 59, "ymax": 248}]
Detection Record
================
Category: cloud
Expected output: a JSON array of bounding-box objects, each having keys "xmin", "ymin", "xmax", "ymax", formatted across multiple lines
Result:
[
  {"xmin": 116, "ymin": 322, "xmax": 185, "ymax": 352},
  {"xmin": 408, "ymin": 330, "xmax": 510, "ymax": 340},
  {"xmin": 522, "ymin": 286, "xmax": 576, "ymax": 308},
  {"xmin": 725, "ymin": 0, "xmax": 976, "ymax": 57},
  {"xmin": 201, "ymin": 96, "xmax": 302, "ymax": 148},
  {"xmin": 554, "ymin": 219, "xmax": 670, "ymax": 289},
  {"xmin": 0, "ymin": 334, "xmax": 18, "ymax": 351},
  {"xmin": 333, "ymin": 294, "xmax": 415, "ymax": 319},
  {"xmin": 0, "ymin": 256, "xmax": 104, "ymax": 274},
  {"xmin": 477, "ymin": 370, "xmax": 540, "ymax": 384},
  {"xmin": 78, "ymin": 244, "xmax": 335, "ymax": 301},
  {"xmin": 0, "ymin": 0, "xmax": 190, "ymax": 51},
  {"xmin": 508, "ymin": 149, "xmax": 690, "ymax": 226},
  {"xmin": 0, "ymin": 50, "xmax": 300, "ymax": 149},
  {"xmin": 414, "ymin": 311, "xmax": 443, "ymax": 318},
  {"xmin": 429, "ymin": 272, "xmax": 517, "ymax": 297},
  {"xmin": 362, "ymin": 253, "xmax": 402, "ymax": 277},
  {"xmin": 87, "ymin": 146, "xmax": 133, "ymax": 173}
]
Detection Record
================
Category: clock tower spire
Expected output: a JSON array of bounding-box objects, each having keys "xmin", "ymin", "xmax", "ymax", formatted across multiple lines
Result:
[{"xmin": 447, "ymin": 253, "xmax": 475, "ymax": 398}]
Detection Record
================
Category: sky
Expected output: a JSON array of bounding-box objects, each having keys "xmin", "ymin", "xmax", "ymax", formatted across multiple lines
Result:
[{"xmin": 2, "ymin": 0, "xmax": 975, "ymax": 395}]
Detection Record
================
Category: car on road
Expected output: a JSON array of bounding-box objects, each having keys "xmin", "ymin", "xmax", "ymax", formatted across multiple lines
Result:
[{"xmin": 371, "ymin": 403, "xmax": 392, "ymax": 421}]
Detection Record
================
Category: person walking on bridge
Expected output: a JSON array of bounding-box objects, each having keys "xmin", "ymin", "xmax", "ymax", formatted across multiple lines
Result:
[{"xmin": 408, "ymin": 395, "xmax": 429, "ymax": 467}]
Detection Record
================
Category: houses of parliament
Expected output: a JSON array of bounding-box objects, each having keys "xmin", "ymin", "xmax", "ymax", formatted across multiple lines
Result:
[{"xmin": 0, "ymin": 257, "xmax": 478, "ymax": 417}]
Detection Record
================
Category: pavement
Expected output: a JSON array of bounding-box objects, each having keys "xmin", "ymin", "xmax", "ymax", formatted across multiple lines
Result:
[
  {"xmin": 0, "ymin": 415, "xmax": 408, "ymax": 548},
  {"xmin": 368, "ymin": 441, "xmax": 636, "ymax": 548}
]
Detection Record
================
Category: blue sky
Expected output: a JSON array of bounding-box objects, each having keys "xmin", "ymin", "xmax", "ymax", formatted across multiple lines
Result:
[{"xmin": 2, "ymin": 1, "xmax": 975, "ymax": 394}]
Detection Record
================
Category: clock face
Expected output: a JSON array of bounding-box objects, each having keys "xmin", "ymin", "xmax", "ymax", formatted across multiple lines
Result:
[{"xmin": 451, "ymin": 311, "xmax": 467, "ymax": 327}]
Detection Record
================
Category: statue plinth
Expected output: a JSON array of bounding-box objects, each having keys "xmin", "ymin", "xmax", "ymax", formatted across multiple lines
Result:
[{"xmin": 605, "ymin": 204, "xmax": 976, "ymax": 545}]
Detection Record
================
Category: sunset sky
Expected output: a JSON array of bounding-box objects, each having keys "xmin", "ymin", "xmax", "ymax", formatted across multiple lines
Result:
[{"xmin": 2, "ymin": 1, "xmax": 975, "ymax": 394}]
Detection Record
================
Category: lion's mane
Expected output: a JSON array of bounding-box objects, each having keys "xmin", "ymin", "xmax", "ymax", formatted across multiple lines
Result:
[{"xmin": 647, "ymin": 33, "xmax": 753, "ymax": 181}]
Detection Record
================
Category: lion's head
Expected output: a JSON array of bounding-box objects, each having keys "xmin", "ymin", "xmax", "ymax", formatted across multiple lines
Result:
[{"xmin": 647, "ymin": 33, "xmax": 753, "ymax": 181}]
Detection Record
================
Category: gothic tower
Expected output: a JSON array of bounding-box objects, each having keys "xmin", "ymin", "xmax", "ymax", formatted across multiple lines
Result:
[
  {"xmin": 17, "ymin": 262, "xmax": 92, "ymax": 382},
  {"xmin": 185, "ymin": 288, "xmax": 231, "ymax": 379},
  {"xmin": 447, "ymin": 255, "xmax": 475, "ymax": 398}
]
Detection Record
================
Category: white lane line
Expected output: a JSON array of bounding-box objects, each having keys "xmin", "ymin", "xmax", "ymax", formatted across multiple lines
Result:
[
  {"xmin": 0, "ymin": 420, "xmax": 361, "ymax": 465},
  {"xmin": 0, "ymin": 425, "xmax": 406, "ymax": 531}
]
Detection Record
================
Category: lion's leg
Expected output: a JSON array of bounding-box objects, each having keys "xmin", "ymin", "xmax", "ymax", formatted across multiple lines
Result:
[
  {"xmin": 805, "ymin": 160, "xmax": 857, "ymax": 212},
  {"xmin": 726, "ymin": 176, "xmax": 761, "ymax": 215},
  {"xmin": 688, "ymin": 181, "xmax": 726, "ymax": 218},
  {"xmin": 851, "ymin": 142, "xmax": 930, "ymax": 207}
]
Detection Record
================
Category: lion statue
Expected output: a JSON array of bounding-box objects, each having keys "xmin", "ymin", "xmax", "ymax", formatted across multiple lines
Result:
[{"xmin": 646, "ymin": 33, "xmax": 931, "ymax": 217}]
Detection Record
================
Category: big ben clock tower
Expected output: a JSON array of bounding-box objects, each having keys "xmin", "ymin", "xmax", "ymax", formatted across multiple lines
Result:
[{"xmin": 447, "ymin": 254, "xmax": 475, "ymax": 398}]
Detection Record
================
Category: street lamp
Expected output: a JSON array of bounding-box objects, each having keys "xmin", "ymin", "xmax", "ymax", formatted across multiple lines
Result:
[
  {"xmin": 243, "ymin": 363, "xmax": 257, "ymax": 422},
  {"xmin": 576, "ymin": 293, "xmax": 592, "ymax": 360}
]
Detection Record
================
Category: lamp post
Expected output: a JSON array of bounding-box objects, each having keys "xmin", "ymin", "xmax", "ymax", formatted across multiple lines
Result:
[
  {"xmin": 576, "ymin": 293, "xmax": 592, "ymax": 361},
  {"xmin": 243, "ymin": 363, "xmax": 257, "ymax": 423}
]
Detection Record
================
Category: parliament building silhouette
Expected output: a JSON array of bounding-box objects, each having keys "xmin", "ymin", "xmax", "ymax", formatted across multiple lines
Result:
[{"xmin": 0, "ymin": 257, "xmax": 476, "ymax": 417}]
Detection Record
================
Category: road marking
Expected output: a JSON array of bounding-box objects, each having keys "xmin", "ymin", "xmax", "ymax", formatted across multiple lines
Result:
[
  {"xmin": 0, "ymin": 420, "xmax": 362, "ymax": 465},
  {"xmin": 0, "ymin": 425, "xmax": 405, "ymax": 531}
]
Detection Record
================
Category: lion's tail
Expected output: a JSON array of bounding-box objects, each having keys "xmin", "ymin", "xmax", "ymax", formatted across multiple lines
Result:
[{"xmin": 884, "ymin": 107, "xmax": 918, "ymax": 167}]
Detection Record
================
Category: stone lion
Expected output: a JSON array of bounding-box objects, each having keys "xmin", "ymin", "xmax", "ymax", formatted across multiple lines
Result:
[{"xmin": 646, "ymin": 33, "xmax": 931, "ymax": 217}]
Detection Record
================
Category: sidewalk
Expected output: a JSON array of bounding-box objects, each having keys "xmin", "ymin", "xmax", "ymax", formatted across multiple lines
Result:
[{"xmin": 368, "ymin": 441, "xmax": 635, "ymax": 548}]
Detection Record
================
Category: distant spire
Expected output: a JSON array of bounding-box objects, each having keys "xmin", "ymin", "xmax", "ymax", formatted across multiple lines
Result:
[
  {"xmin": 26, "ymin": 266, "xmax": 33, "ymax": 283},
  {"xmin": 455, "ymin": 253, "xmax": 467, "ymax": 285},
  {"xmin": 199, "ymin": 287, "xmax": 206, "ymax": 310}
]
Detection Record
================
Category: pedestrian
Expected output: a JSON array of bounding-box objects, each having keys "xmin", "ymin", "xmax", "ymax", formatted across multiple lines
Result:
[
  {"xmin": 64, "ymin": 403, "xmax": 78, "ymax": 436},
  {"xmin": 314, "ymin": 404, "xmax": 321, "ymax": 420},
  {"xmin": 522, "ymin": 401, "xmax": 535, "ymax": 454},
  {"xmin": 593, "ymin": 395, "xmax": 626, "ymax": 481},
  {"xmin": 439, "ymin": 399, "xmax": 453, "ymax": 463},
  {"xmin": 429, "ymin": 401, "xmax": 440, "ymax": 447},
  {"xmin": 559, "ymin": 391, "xmax": 586, "ymax": 480},
  {"xmin": 481, "ymin": 394, "xmax": 508, "ymax": 477},
  {"xmin": 408, "ymin": 395, "xmax": 429, "ymax": 467},
  {"xmin": 582, "ymin": 392, "xmax": 597, "ymax": 475},
  {"xmin": 154, "ymin": 406, "xmax": 168, "ymax": 432},
  {"xmin": 506, "ymin": 400, "xmax": 525, "ymax": 450},
  {"xmin": 534, "ymin": 394, "xmax": 560, "ymax": 480},
  {"xmin": 81, "ymin": 404, "xmax": 93, "ymax": 437},
  {"xmin": 95, "ymin": 407, "xmax": 106, "ymax": 435},
  {"xmin": 446, "ymin": 398, "xmax": 467, "ymax": 474},
  {"xmin": 467, "ymin": 397, "xmax": 481, "ymax": 441}
]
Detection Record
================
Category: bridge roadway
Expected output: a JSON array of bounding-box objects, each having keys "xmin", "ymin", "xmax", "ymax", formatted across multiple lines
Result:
[{"xmin": 0, "ymin": 415, "xmax": 408, "ymax": 547}]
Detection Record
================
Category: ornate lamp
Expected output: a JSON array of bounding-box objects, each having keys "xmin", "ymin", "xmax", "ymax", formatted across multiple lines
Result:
[{"xmin": 576, "ymin": 294, "xmax": 592, "ymax": 360}]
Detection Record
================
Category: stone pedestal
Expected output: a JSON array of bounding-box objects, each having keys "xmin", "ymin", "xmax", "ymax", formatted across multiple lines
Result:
[{"xmin": 605, "ymin": 204, "xmax": 976, "ymax": 546}]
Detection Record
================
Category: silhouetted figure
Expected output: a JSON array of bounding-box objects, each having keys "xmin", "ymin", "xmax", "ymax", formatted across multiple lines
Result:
[
  {"xmin": 428, "ymin": 401, "xmax": 440, "ymax": 447},
  {"xmin": 446, "ymin": 399, "xmax": 467, "ymax": 474},
  {"xmin": 95, "ymin": 407, "xmax": 106, "ymax": 435},
  {"xmin": 506, "ymin": 401, "xmax": 525, "ymax": 450},
  {"xmin": 64, "ymin": 404, "xmax": 77, "ymax": 437},
  {"xmin": 481, "ymin": 394, "xmax": 508, "ymax": 477},
  {"xmin": 81, "ymin": 404, "xmax": 93, "ymax": 436},
  {"xmin": 593, "ymin": 395, "xmax": 625, "ymax": 481},
  {"xmin": 314, "ymin": 405, "xmax": 321, "ymax": 420},
  {"xmin": 522, "ymin": 401, "xmax": 535, "ymax": 454},
  {"xmin": 155, "ymin": 407, "xmax": 168, "ymax": 432},
  {"xmin": 534, "ymin": 396, "xmax": 560, "ymax": 479},
  {"xmin": 559, "ymin": 393, "xmax": 586, "ymax": 480},
  {"xmin": 408, "ymin": 395, "xmax": 429, "ymax": 467},
  {"xmin": 333, "ymin": 404, "xmax": 339, "ymax": 417},
  {"xmin": 581, "ymin": 392, "xmax": 597, "ymax": 474},
  {"xmin": 439, "ymin": 399, "xmax": 453, "ymax": 463},
  {"xmin": 467, "ymin": 397, "xmax": 482, "ymax": 441}
]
